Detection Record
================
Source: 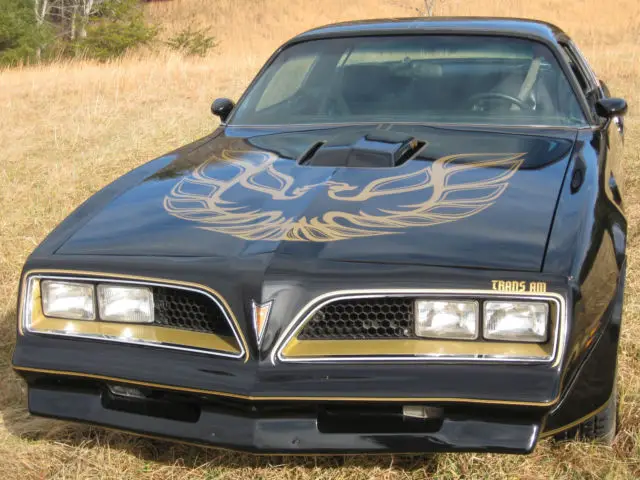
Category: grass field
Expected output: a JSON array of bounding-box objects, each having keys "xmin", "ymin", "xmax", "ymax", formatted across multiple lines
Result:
[{"xmin": 1, "ymin": 0, "xmax": 640, "ymax": 477}]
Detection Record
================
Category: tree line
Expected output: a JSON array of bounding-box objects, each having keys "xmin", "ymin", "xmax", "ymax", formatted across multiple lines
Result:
[{"xmin": 0, "ymin": 0, "xmax": 157, "ymax": 65}]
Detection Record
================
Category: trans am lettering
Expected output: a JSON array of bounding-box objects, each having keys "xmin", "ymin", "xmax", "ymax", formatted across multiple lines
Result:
[
  {"xmin": 164, "ymin": 149, "xmax": 524, "ymax": 242},
  {"xmin": 492, "ymin": 280, "xmax": 548, "ymax": 293}
]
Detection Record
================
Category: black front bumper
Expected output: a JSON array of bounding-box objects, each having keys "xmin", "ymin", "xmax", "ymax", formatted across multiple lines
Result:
[
  {"xmin": 16, "ymin": 316, "xmax": 621, "ymax": 455},
  {"xmin": 27, "ymin": 379, "xmax": 540, "ymax": 454}
]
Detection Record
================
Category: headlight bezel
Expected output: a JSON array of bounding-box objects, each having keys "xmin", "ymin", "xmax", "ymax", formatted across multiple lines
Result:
[
  {"xmin": 19, "ymin": 272, "xmax": 247, "ymax": 359},
  {"xmin": 277, "ymin": 289, "xmax": 563, "ymax": 365}
]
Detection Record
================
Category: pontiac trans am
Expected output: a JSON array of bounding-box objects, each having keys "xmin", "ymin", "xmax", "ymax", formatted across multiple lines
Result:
[{"xmin": 12, "ymin": 18, "xmax": 629, "ymax": 454}]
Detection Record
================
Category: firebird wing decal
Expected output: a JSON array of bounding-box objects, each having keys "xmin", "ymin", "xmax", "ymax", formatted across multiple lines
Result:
[{"xmin": 164, "ymin": 151, "xmax": 525, "ymax": 242}]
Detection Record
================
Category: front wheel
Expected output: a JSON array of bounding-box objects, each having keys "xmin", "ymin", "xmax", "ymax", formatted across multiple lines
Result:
[{"xmin": 553, "ymin": 388, "xmax": 618, "ymax": 445}]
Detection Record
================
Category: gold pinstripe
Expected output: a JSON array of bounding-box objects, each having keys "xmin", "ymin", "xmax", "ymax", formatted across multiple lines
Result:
[
  {"xmin": 13, "ymin": 366, "xmax": 559, "ymax": 406},
  {"xmin": 540, "ymin": 393, "xmax": 613, "ymax": 438}
]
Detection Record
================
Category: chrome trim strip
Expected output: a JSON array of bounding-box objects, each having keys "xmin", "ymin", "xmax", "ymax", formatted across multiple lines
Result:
[
  {"xmin": 23, "ymin": 274, "xmax": 246, "ymax": 359},
  {"xmin": 228, "ymin": 121, "xmax": 589, "ymax": 131},
  {"xmin": 272, "ymin": 289, "xmax": 566, "ymax": 366}
]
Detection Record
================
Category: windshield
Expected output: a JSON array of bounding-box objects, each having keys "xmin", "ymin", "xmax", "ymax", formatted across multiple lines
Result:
[{"xmin": 230, "ymin": 35, "xmax": 587, "ymax": 127}]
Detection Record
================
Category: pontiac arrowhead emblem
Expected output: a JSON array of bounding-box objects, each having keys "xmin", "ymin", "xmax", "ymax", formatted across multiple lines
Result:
[{"xmin": 252, "ymin": 300, "xmax": 273, "ymax": 346}]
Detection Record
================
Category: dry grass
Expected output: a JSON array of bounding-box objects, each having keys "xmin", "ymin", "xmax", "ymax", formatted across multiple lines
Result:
[{"xmin": 1, "ymin": 0, "xmax": 640, "ymax": 477}]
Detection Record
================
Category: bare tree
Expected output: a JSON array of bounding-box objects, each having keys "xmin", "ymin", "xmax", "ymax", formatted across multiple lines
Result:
[
  {"xmin": 38, "ymin": 0, "xmax": 103, "ymax": 42},
  {"xmin": 70, "ymin": 3, "xmax": 79, "ymax": 40},
  {"xmin": 77, "ymin": 0, "xmax": 96, "ymax": 38},
  {"xmin": 33, "ymin": 0, "xmax": 50, "ymax": 26},
  {"xmin": 33, "ymin": 0, "xmax": 52, "ymax": 59}
]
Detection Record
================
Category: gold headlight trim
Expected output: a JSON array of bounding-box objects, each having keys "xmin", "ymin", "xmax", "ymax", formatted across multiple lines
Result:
[
  {"xmin": 274, "ymin": 289, "xmax": 565, "ymax": 365},
  {"xmin": 282, "ymin": 337, "xmax": 553, "ymax": 360},
  {"xmin": 20, "ymin": 273, "xmax": 246, "ymax": 359}
]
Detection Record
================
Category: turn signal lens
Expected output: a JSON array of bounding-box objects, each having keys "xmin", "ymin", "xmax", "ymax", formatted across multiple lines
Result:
[
  {"xmin": 97, "ymin": 284, "xmax": 154, "ymax": 323},
  {"xmin": 41, "ymin": 280, "xmax": 95, "ymax": 320},
  {"xmin": 483, "ymin": 301, "xmax": 548, "ymax": 342},
  {"xmin": 414, "ymin": 300, "xmax": 479, "ymax": 339}
]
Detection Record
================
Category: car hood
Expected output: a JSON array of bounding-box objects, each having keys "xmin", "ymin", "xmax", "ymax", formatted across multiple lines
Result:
[{"xmin": 56, "ymin": 124, "xmax": 576, "ymax": 271}]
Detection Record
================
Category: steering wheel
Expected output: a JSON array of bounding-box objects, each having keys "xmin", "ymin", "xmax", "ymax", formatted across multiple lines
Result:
[{"xmin": 468, "ymin": 92, "xmax": 531, "ymax": 111}]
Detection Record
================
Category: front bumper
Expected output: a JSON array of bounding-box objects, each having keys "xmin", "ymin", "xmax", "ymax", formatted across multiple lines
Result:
[
  {"xmin": 14, "ymin": 309, "xmax": 621, "ymax": 454},
  {"xmin": 26, "ymin": 377, "xmax": 540, "ymax": 454}
]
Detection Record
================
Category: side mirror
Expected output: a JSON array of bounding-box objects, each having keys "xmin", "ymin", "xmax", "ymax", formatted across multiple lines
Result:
[
  {"xmin": 211, "ymin": 98, "xmax": 235, "ymax": 122},
  {"xmin": 595, "ymin": 97, "xmax": 627, "ymax": 118}
]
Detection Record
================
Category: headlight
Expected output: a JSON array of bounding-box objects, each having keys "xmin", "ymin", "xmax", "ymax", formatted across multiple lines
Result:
[
  {"xmin": 414, "ymin": 300, "xmax": 478, "ymax": 339},
  {"xmin": 97, "ymin": 284, "xmax": 154, "ymax": 323},
  {"xmin": 483, "ymin": 301, "xmax": 548, "ymax": 342},
  {"xmin": 41, "ymin": 280, "xmax": 95, "ymax": 320}
]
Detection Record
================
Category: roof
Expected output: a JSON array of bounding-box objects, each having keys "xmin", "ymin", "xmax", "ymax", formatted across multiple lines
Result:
[{"xmin": 290, "ymin": 17, "xmax": 567, "ymax": 45}]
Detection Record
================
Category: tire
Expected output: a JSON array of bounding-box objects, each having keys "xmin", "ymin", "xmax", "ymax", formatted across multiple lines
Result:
[{"xmin": 553, "ymin": 388, "xmax": 617, "ymax": 445}]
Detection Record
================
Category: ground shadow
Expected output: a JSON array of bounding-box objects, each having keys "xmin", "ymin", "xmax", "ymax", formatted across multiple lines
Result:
[{"xmin": 1, "ymin": 308, "xmax": 437, "ymax": 474}]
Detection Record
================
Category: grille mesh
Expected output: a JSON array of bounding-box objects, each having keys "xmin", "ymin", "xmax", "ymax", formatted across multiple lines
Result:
[
  {"xmin": 153, "ymin": 287, "xmax": 233, "ymax": 337},
  {"xmin": 298, "ymin": 297, "xmax": 415, "ymax": 340}
]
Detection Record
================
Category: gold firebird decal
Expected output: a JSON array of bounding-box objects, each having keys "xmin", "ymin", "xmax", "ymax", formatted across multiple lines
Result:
[{"xmin": 163, "ymin": 149, "xmax": 524, "ymax": 242}]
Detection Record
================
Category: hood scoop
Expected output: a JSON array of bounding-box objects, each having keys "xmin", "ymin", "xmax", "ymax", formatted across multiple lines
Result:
[{"xmin": 298, "ymin": 131, "xmax": 424, "ymax": 168}]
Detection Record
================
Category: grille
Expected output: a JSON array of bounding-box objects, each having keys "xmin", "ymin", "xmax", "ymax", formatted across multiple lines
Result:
[
  {"xmin": 152, "ymin": 287, "xmax": 233, "ymax": 337},
  {"xmin": 298, "ymin": 297, "xmax": 415, "ymax": 340}
]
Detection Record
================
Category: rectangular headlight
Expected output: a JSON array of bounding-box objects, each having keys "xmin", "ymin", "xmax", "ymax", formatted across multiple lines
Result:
[
  {"xmin": 97, "ymin": 284, "xmax": 154, "ymax": 323},
  {"xmin": 41, "ymin": 280, "xmax": 95, "ymax": 320},
  {"xmin": 484, "ymin": 301, "xmax": 548, "ymax": 342},
  {"xmin": 414, "ymin": 300, "xmax": 479, "ymax": 339}
]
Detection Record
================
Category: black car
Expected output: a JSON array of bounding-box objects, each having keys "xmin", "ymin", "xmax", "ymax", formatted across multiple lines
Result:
[{"xmin": 13, "ymin": 17, "xmax": 628, "ymax": 454}]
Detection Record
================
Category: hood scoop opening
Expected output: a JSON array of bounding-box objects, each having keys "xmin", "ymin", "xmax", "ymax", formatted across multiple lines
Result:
[{"xmin": 298, "ymin": 131, "xmax": 424, "ymax": 168}]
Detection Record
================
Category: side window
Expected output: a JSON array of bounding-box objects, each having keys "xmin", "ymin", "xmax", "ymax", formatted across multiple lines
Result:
[
  {"xmin": 568, "ymin": 41, "xmax": 600, "ymax": 89},
  {"xmin": 255, "ymin": 54, "xmax": 317, "ymax": 111},
  {"xmin": 559, "ymin": 42, "xmax": 599, "ymax": 119},
  {"xmin": 559, "ymin": 44, "xmax": 591, "ymax": 94}
]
